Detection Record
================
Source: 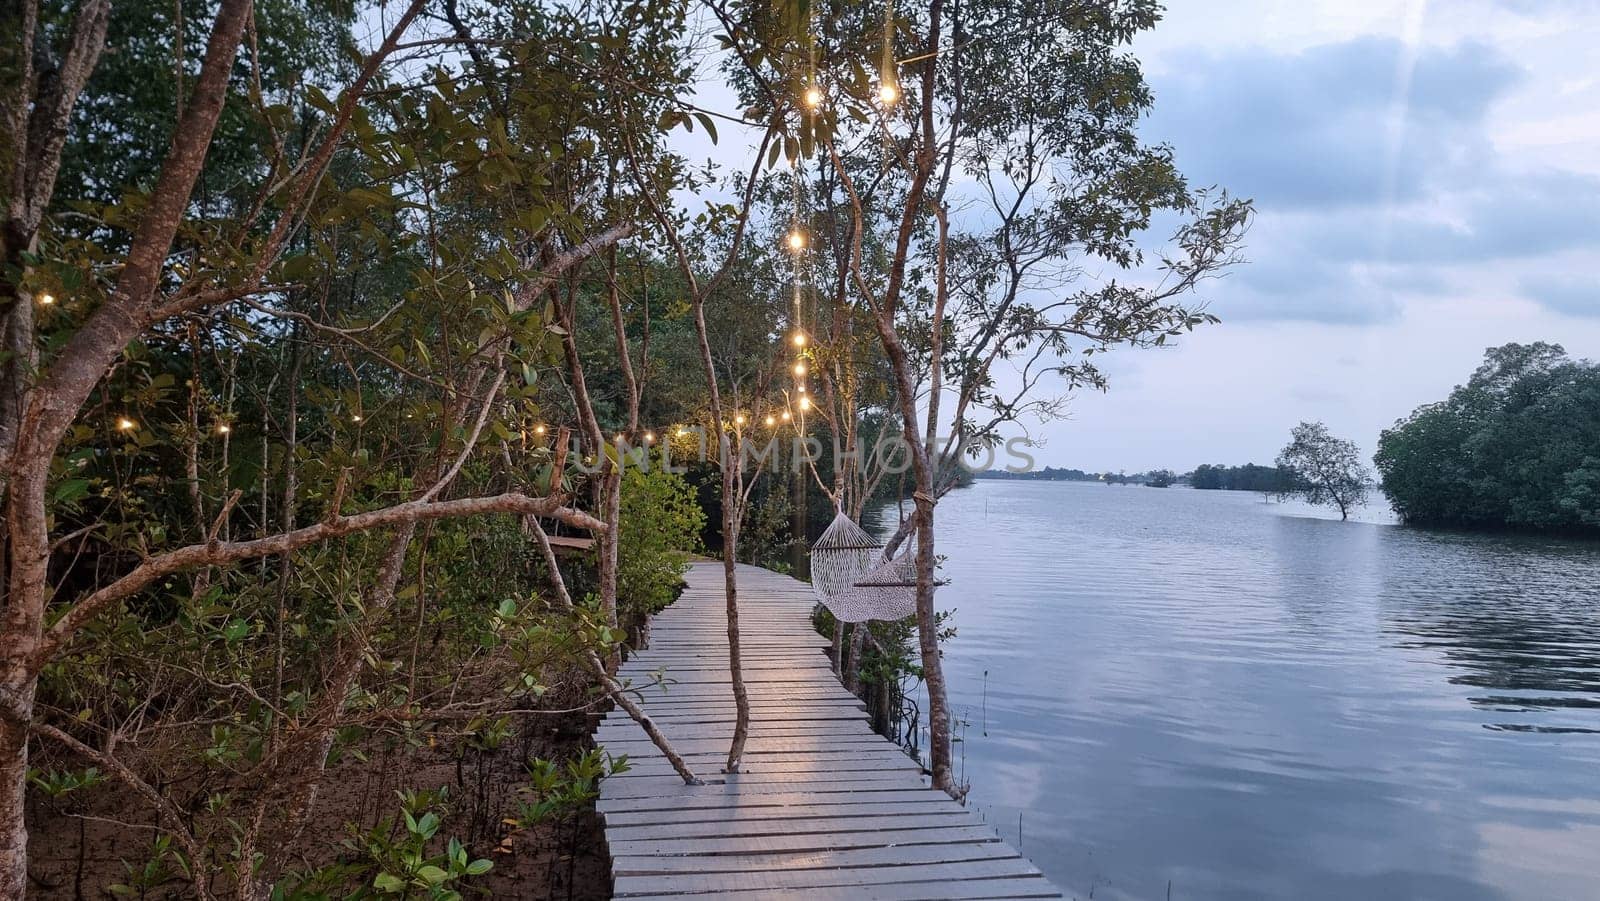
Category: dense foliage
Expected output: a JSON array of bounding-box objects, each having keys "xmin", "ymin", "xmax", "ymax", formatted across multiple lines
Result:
[
  {"xmin": 1190, "ymin": 463, "xmax": 1294, "ymax": 492},
  {"xmin": 616, "ymin": 467, "xmax": 705, "ymax": 616},
  {"xmin": 1376, "ymin": 343, "xmax": 1600, "ymax": 532}
]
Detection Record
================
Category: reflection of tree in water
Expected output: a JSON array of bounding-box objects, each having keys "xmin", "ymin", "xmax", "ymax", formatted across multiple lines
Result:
[{"xmin": 1380, "ymin": 528, "xmax": 1600, "ymax": 733}]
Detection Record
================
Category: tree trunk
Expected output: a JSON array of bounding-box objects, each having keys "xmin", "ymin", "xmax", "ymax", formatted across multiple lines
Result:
[
  {"xmin": 0, "ymin": 689, "xmax": 33, "ymax": 900},
  {"xmin": 912, "ymin": 499, "xmax": 953, "ymax": 792}
]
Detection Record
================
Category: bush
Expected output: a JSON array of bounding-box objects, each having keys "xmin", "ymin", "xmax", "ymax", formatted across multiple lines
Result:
[
  {"xmin": 1377, "ymin": 343, "xmax": 1600, "ymax": 532},
  {"xmin": 616, "ymin": 467, "xmax": 705, "ymax": 617}
]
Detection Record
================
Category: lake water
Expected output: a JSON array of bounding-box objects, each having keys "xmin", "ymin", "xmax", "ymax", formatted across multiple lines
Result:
[{"xmin": 913, "ymin": 480, "xmax": 1600, "ymax": 901}]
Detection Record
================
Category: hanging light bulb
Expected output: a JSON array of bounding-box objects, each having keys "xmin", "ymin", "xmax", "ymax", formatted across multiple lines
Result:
[
  {"xmin": 351, "ymin": 414, "xmax": 362, "ymax": 422},
  {"xmin": 781, "ymin": 410, "xmax": 792, "ymax": 422},
  {"xmin": 765, "ymin": 414, "xmax": 777, "ymax": 427},
  {"xmin": 117, "ymin": 417, "xmax": 136, "ymax": 432},
  {"xmin": 735, "ymin": 414, "xmax": 747, "ymax": 426},
  {"xmin": 799, "ymin": 395, "xmax": 812, "ymax": 411},
  {"xmin": 644, "ymin": 431, "xmax": 656, "ymax": 444},
  {"xmin": 878, "ymin": 2, "xmax": 899, "ymax": 107},
  {"xmin": 786, "ymin": 229, "xmax": 806, "ymax": 252},
  {"xmin": 534, "ymin": 424, "xmax": 547, "ymax": 435},
  {"xmin": 37, "ymin": 292, "xmax": 55, "ymax": 306},
  {"xmin": 216, "ymin": 423, "xmax": 231, "ymax": 435},
  {"xmin": 798, "ymin": 384, "xmax": 807, "ymax": 393},
  {"xmin": 804, "ymin": 85, "xmax": 823, "ymax": 108},
  {"xmin": 792, "ymin": 333, "xmax": 807, "ymax": 347},
  {"xmin": 793, "ymin": 362, "xmax": 807, "ymax": 377}
]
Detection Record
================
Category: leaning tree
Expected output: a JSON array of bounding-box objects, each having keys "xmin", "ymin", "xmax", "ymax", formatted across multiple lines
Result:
[{"xmin": 717, "ymin": 0, "xmax": 1251, "ymax": 793}]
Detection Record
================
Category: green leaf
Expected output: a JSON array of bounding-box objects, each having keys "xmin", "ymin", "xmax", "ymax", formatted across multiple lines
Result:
[
  {"xmin": 51, "ymin": 479, "xmax": 91, "ymax": 505},
  {"xmin": 223, "ymin": 619, "xmax": 250, "ymax": 643},
  {"xmin": 417, "ymin": 812, "xmax": 441, "ymax": 838},
  {"xmin": 693, "ymin": 112, "xmax": 718, "ymax": 144},
  {"xmin": 373, "ymin": 872, "xmax": 406, "ymax": 893},
  {"xmin": 465, "ymin": 859, "xmax": 493, "ymax": 876},
  {"xmin": 417, "ymin": 865, "xmax": 449, "ymax": 885}
]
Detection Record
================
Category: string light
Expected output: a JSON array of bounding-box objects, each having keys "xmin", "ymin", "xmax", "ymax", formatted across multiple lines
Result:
[
  {"xmin": 734, "ymin": 414, "xmax": 747, "ymax": 426},
  {"xmin": 644, "ymin": 431, "xmax": 656, "ymax": 444},
  {"xmin": 878, "ymin": 82, "xmax": 900, "ymax": 104},
  {"xmin": 786, "ymin": 230, "xmax": 806, "ymax": 252},
  {"xmin": 676, "ymin": 426, "xmax": 689, "ymax": 437},
  {"xmin": 351, "ymin": 414, "xmax": 362, "ymax": 422},
  {"xmin": 765, "ymin": 414, "xmax": 777, "ymax": 427},
  {"xmin": 216, "ymin": 423, "xmax": 231, "ymax": 435},
  {"xmin": 534, "ymin": 424, "xmax": 547, "ymax": 435},
  {"xmin": 116, "ymin": 417, "xmax": 136, "ymax": 432},
  {"xmin": 37, "ymin": 292, "xmax": 55, "ymax": 306},
  {"xmin": 799, "ymin": 396, "xmax": 812, "ymax": 411},
  {"xmin": 792, "ymin": 333, "xmax": 807, "ymax": 348},
  {"xmin": 804, "ymin": 86, "xmax": 823, "ymax": 108},
  {"xmin": 781, "ymin": 410, "xmax": 792, "ymax": 422},
  {"xmin": 793, "ymin": 362, "xmax": 807, "ymax": 376}
]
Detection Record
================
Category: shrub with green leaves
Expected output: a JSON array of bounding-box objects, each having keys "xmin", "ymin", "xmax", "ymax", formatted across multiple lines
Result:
[{"xmin": 615, "ymin": 467, "xmax": 704, "ymax": 617}]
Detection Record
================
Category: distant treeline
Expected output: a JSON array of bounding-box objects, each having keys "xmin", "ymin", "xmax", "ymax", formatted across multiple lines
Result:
[
  {"xmin": 975, "ymin": 466, "xmax": 1101, "ymax": 482},
  {"xmin": 1190, "ymin": 463, "xmax": 1295, "ymax": 492},
  {"xmin": 975, "ymin": 463, "xmax": 1292, "ymax": 490},
  {"xmin": 1376, "ymin": 343, "xmax": 1600, "ymax": 533}
]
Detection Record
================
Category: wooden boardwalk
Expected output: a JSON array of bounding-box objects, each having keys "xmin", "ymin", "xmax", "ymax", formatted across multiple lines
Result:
[{"xmin": 595, "ymin": 561, "xmax": 1063, "ymax": 900}]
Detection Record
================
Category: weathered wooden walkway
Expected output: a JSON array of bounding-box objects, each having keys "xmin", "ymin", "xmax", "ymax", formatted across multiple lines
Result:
[{"xmin": 595, "ymin": 561, "xmax": 1063, "ymax": 899}]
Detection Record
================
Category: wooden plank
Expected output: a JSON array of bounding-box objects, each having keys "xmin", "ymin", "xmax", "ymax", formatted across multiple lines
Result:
[
  {"xmin": 616, "ymin": 877, "xmax": 1063, "ymax": 900},
  {"xmin": 607, "ymin": 810, "xmax": 987, "ymax": 841},
  {"xmin": 602, "ymin": 799, "xmax": 967, "ymax": 827},
  {"xmin": 613, "ymin": 859, "xmax": 1048, "ymax": 896},
  {"xmin": 609, "ymin": 840, "xmax": 1023, "ymax": 875},
  {"xmin": 600, "ymin": 774, "xmax": 931, "ymax": 801},
  {"xmin": 607, "ymin": 824, "xmax": 1002, "ymax": 857}
]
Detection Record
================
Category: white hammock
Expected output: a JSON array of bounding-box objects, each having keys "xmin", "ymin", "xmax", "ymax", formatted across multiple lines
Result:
[
  {"xmin": 810, "ymin": 509, "xmax": 932, "ymax": 623},
  {"xmin": 810, "ymin": 510, "xmax": 882, "ymax": 601}
]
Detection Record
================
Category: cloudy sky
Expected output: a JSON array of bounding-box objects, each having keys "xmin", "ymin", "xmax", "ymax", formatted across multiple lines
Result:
[
  {"xmin": 675, "ymin": 0, "xmax": 1600, "ymax": 472},
  {"xmin": 1051, "ymin": 0, "xmax": 1600, "ymax": 472}
]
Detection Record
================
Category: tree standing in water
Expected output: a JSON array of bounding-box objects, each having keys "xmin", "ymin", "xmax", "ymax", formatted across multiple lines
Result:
[{"xmin": 1276, "ymin": 421, "xmax": 1369, "ymax": 520}]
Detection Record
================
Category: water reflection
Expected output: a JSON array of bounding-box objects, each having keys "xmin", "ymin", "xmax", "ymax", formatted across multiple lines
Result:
[{"xmin": 917, "ymin": 481, "xmax": 1600, "ymax": 901}]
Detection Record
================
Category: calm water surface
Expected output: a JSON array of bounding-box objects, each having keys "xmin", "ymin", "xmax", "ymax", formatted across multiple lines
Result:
[{"xmin": 911, "ymin": 480, "xmax": 1600, "ymax": 901}]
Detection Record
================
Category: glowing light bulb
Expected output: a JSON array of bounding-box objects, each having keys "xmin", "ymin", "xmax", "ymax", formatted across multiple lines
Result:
[
  {"xmin": 781, "ymin": 410, "xmax": 792, "ymax": 422},
  {"xmin": 878, "ymin": 82, "xmax": 899, "ymax": 104},
  {"xmin": 793, "ymin": 362, "xmax": 807, "ymax": 376},
  {"xmin": 798, "ymin": 384, "xmax": 807, "ymax": 393},
  {"xmin": 804, "ymin": 86, "xmax": 823, "ymax": 108},
  {"xmin": 534, "ymin": 424, "xmax": 547, "ymax": 435},
  {"xmin": 216, "ymin": 423, "xmax": 231, "ymax": 435},
  {"xmin": 644, "ymin": 431, "xmax": 656, "ymax": 444},
  {"xmin": 117, "ymin": 417, "xmax": 136, "ymax": 432},
  {"xmin": 735, "ymin": 414, "xmax": 747, "ymax": 426},
  {"xmin": 38, "ymin": 292, "xmax": 55, "ymax": 306},
  {"xmin": 676, "ymin": 426, "xmax": 689, "ymax": 437},
  {"xmin": 799, "ymin": 396, "xmax": 812, "ymax": 411},
  {"xmin": 615, "ymin": 432, "xmax": 626, "ymax": 443},
  {"xmin": 765, "ymin": 415, "xmax": 777, "ymax": 427},
  {"xmin": 792, "ymin": 333, "xmax": 807, "ymax": 347},
  {"xmin": 351, "ymin": 414, "xmax": 362, "ymax": 422},
  {"xmin": 786, "ymin": 230, "xmax": 806, "ymax": 251}
]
